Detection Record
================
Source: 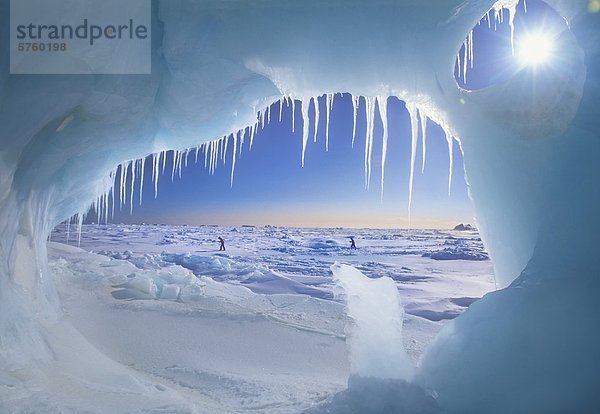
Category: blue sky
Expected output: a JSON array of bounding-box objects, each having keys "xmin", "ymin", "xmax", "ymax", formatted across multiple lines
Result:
[
  {"xmin": 108, "ymin": 0, "xmax": 556, "ymax": 229},
  {"xmin": 112, "ymin": 96, "xmax": 473, "ymax": 229}
]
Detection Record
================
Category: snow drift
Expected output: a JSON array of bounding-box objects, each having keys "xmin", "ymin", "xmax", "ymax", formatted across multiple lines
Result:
[{"xmin": 1, "ymin": 0, "xmax": 599, "ymax": 412}]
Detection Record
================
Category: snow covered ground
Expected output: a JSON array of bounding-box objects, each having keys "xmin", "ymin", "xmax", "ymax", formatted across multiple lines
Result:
[{"xmin": 47, "ymin": 224, "xmax": 495, "ymax": 412}]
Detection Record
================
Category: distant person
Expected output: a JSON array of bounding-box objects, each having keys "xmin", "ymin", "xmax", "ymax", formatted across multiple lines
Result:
[
  {"xmin": 349, "ymin": 237, "xmax": 357, "ymax": 250},
  {"xmin": 218, "ymin": 237, "xmax": 226, "ymax": 251}
]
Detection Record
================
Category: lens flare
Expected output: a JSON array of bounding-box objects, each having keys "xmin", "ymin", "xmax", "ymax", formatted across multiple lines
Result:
[{"xmin": 517, "ymin": 32, "xmax": 555, "ymax": 66}]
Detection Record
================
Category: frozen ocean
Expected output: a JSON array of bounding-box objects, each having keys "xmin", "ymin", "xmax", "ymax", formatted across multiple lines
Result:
[{"xmin": 45, "ymin": 223, "xmax": 494, "ymax": 412}]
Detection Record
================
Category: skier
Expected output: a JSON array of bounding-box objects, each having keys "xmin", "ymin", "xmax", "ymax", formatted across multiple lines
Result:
[
  {"xmin": 218, "ymin": 236, "xmax": 226, "ymax": 251},
  {"xmin": 349, "ymin": 237, "xmax": 357, "ymax": 250}
]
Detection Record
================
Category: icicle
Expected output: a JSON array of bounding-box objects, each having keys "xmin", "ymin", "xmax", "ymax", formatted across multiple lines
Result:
[
  {"xmin": 378, "ymin": 96, "xmax": 388, "ymax": 202},
  {"xmin": 351, "ymin": 95, "xmax": 359, "ymax": 148},
  {"xmin": 161, "ymin": 150, "xmax": 167, "ymax": 175},
  {"xmin": 523, "ymin": 0, "xmax": 527, "ymax": 13},
  {"xmin": 212, "ymin": 142, "xmax": 216, "ymax": 171},
  {"xmin": 406, "ymin": 103, "xmax": 420, "ymax": 214},
  {"xmin": 211, "ymin": 141, "xmax": 217, "ymax": 175},
  {"xmin": 313, "ymin": 96, "xmax": 320, "ymax": 143},
  {"xmin": 443, "ymin": 127, "xmax": 454, "ymax": 195},
  {"xmin": 267, "ymin": 104, "xmax": 271, "ymax": 125},
  {"xmin": 239, "ymin": 129, "xmax": 244, "ymax": 157},
  {"xmin": 507, "ymin": 5, "xmax": 516, "ymax": 55},
  {"xmin": 178, "ymin": 150, "xmax": 184, "ymax": 179},
  {"xmin": 77, "ymin": 212, "xmax": 83, "ymax": 247},
  {"xmin": 171, "ymin": 151, "xmax": 177, "ymax": 181},
  {"xmin": 231, "ymin": 132, "xmax": 238, "ymax": 187},
  {"xmin": 120, "ymin": 163, "xmax": 127, "ymax": 210},
  {"xmin": 95, "ymin": 198, "xmax": 100, "ymax": 225},
  {"xmin": 469, "ymin": 30, "xmax": 474, "ymax": 69},
  {"xmin": 364, "ymin": 97, "xmax": 376, "ymax": 189},
  {"xmin": 221, "ymin": 135, "xmax": 227, "ymax": 165},
  {"xmin": 105, "ymin": 188, "xmax": 110, "ymax": 224},
  {"xmin": 249, "ymin": 123, "xmax": 256, "ymax": 151},
  {"xmin": 418, "ymin": 108, "xmax": 428, "ymax": 174},
  {"xmin": 209, "ymin": 142, "xmax": 214, "ymax": 175},
  {"xmin": 130, "ymin": 160, "xmax": 136, "ymax": 215},
  {"xmin": 117, "ymin": 164, "xmax": 122, "ymax": 210},
  {"xmin": 151, "ymin": 153, "xmax": 157, "ymax": 199},
  {"xmin": 279, "ymin": 99, "xmax": 284, "ymax": 122},
  {"xmin": 102, "ymin": 191, "xmax": 107, "ymax": 225},
  {"xmin": 66, "ymin": 218, "xmax": 71, "ymax": 244},
  {"xmin": 208, "ymin": 143, "xmax": 213, "ymax": 175},
  {"xmin": 211, "ymin": 141, "xmax": 216, "ymax": 174},
  {"xmin": 291, "ymin": 97, "xmax": 296, "ymax": 133},
  {"xmin": 463, "ymin": 34, "xmax": 469, "ymax": 84},
  {"xmin": 325, "ymin": 93, "xmax": 333, "ymax": 152},
  {"xmin": 195, "ymin": 146, "xmax": 200, "ymax": 164},
  {"xmin": 139, "ymin": 156, "xmax": 146, "ymax": 206},
  {"xmin": 203, "ymin": 143, "xmax": 209, "ymax": 169},
  {"xmin": 301, "ymin": 98, "xmax": 310, "ymax": 167},
  {"xmin": 111, "ymin": 176, "xmax": 116, "ymax": 219}
]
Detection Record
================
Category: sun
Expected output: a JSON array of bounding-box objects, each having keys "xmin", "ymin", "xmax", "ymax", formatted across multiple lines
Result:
[{"xmin": 517, "ymin": 32, "xmax": 555, "ymax": 66}]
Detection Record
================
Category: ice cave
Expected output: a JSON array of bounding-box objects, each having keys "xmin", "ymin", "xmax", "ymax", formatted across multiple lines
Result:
[{"xmin": 0, "ymin": 0, "xmax": 599, "ymax": 412}]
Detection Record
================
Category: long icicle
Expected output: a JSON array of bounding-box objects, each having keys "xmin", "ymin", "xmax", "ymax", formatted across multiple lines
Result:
[
  {"xmin": 230, "ymin": 132, "xmax": 238, "ymax": 187},
  {"xmin": 240, "ymin": 128, "xmax": 246, "ymax": 158},
  {"xmin": 66, "ymin": 218, "xmax": 71, "ymax": 244},
  {"xmin": 119, "ymin": 163, "xmax": 126, "ymax": 210},
  {"xmin": 378, "ymin": 96, "xmax": 388, "ymax": 202},
  {"xmin": 279, "ymin": 99, "xmax": 284, "ymax": 122},
  {"xmin": 325, "ymin": 93, "xmax": 332, "ymax": 152},
  {"xmin": 364, "ymin": 97, "xmax": 376, "ymax": 189},
  {"xmin": 291, "ymin": 97, "xmax": 296, "ymax": 133},
  {"xmin": 351, "ymin": 95, "xmax": 359, "ymax": 148},
  {"xmin": 301, "ymin": 98, "xmax": 310, "ymax": 167},
  {"xmin": 139, "ymin": 156, "xmax": 145, "ymax": 206},
  {"xmin": 77, "ymin": 213, "xmax": 83, "ymax": 247},
  {"xmin": 443, "ymin": 127, "xmax": 454, "ymax": 195},
  {"xmin": 153, "ymin": 153, "xmax": 159, "ymax": 199},
  {"xmin": 313, "ymin": 96, "xmax": 320, "ymax": 143},
  {"xmin": 171, "ymin": 151, "xmax": 177, "ymax": 181},
  {"xmin": 249, "ymin": 123, "xmax": 256, "ymax": 151},
  {"xmin": 130, "ymin": 160, "xmax": 136, "ymax": 215},
  {"xmin": 406, "ymin": 103, "xmax": 420, "ymax": 216},
  {"xmin": 179, "ymin": 150, "xmax": 185, "ymax": 178},
  {"xmin": 418, "ymin": 108, "xmax": 428, "ymax": 174}
]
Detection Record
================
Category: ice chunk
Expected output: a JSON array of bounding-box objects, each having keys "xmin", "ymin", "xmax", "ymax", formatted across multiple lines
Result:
[
  {"xmin": 332, "ymin": 263, "xmax": 413, "ymax": 381},
  {"xmin": 126, "ymin": 275, "xmax": 158, "ymax": 297},
  {"xmin": 159, "ymin": 284, "xmax": 180, "ymax": 300}
]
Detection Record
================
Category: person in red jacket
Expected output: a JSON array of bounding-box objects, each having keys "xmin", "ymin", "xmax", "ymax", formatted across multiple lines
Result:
[{"xmin": 218, "ymin": 237, "xmax": 226, "ymax": 251}]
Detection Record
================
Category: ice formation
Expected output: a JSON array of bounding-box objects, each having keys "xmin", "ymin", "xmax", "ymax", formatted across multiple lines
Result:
[
  {"xmin": 0, "ymin": 0, "xmax": 598, "ymax": 412},
  {"xmin": 332, "ymin": 263, "xmax": 413, "ymax": 381}
]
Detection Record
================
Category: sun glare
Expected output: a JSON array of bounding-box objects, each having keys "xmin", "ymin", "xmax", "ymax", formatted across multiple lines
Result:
[{"xmin": 517, "ymin": 32, "xmax": 555, "ymax": 66}]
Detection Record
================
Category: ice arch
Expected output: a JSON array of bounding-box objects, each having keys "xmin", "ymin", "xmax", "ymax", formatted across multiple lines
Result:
[{"xmin": 0, "ymin": 0, "xmax": 598, "ymax": 412}]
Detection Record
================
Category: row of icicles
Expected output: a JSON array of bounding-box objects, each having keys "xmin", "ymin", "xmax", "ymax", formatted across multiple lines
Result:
[
  {"xmin": 60, "ymin": 0, "xmax": 524, "ymax": 245},
  {"xmin": 60, "ymin": 94, "xmax": 456, "ymax": 245}
]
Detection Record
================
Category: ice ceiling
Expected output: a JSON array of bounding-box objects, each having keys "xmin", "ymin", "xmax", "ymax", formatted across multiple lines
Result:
[{"xmin": 0, "ymin": 0, "xmax": 598, "ymax": 412}]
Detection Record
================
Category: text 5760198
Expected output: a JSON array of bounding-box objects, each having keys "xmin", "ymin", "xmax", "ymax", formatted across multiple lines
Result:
[{"xmin": 17, "ymin": 42, "xmax": 67, "ymax": 52}]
